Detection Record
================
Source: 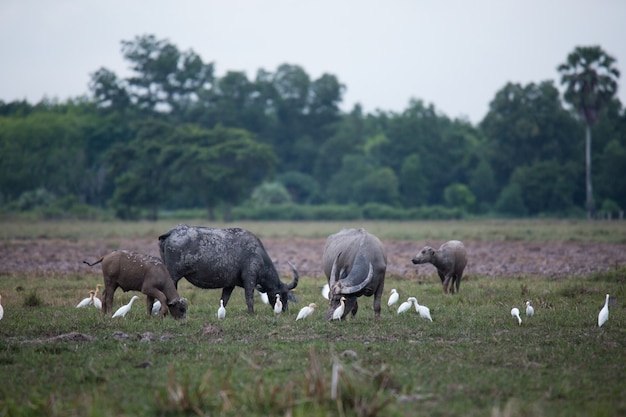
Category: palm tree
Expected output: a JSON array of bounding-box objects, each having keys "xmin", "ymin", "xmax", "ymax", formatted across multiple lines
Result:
[{"xmin": 558, "ymin": 46, "xmax": 620, "ymax": 219}]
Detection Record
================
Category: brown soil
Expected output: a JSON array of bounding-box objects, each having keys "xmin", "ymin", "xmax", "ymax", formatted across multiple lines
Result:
[{"xmin": 1, "ymin": 237, "xmax": 625, "ymax": 279}]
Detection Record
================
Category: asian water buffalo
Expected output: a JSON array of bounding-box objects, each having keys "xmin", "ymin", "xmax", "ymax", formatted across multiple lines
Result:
[
  {"xmin": 411, "ymin": 240, "xmax": 467, "ymax": 294},
  {"xmin": 83, "ymin": 250, "xmax": 188, "ymax": 319},
  {"xmin": 323, "ymin": 228, "xmax": 387, "ymax": 320},
  {"xmin": 158, "ymin": 224, "xmax": 299, "ymax": 314}
]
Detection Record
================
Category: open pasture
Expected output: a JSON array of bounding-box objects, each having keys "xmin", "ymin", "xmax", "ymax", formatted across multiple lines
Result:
[{"xmin": 0, "ymin": 220, "xmax": 625, "ymax": 416}]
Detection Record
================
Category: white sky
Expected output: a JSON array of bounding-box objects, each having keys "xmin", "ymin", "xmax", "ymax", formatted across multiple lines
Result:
[{"xmin": 1, "ymin": 0, "xmax": 625, "ymax": 124}]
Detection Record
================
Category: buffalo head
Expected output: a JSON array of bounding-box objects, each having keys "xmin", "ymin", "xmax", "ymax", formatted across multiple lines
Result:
[
  {"xmin": 167, "ymin": 297, "xmax": 189, "ymax": 319},
  {"xmin": 326, "ymin": 252, "xmax": 373, "ymax": 320},
  {"xmin": 262, "ymin": 261, "xmax": 299, "ymax": 312}
]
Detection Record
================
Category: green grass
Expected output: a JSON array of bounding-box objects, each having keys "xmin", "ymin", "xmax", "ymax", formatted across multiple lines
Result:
[
  {"xmin": 1, "ymin": 220, "xmax": 625, "ymax": 416},
  {"xmin": 1, "ymin": 218, "xmax": 626, "ymax": 242},
  {"xmin": 1, "ymin": 269, "xmax": 625, "ymax": 416}
]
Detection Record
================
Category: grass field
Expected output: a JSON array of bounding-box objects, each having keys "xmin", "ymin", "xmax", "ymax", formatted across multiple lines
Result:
[
  {"xmin": 0, "ymin": 220, "xmax": 625, "ymax": 416},
  {"xmin": 1, "ymin": 218, "xmax": 626, "ymax": 243}
]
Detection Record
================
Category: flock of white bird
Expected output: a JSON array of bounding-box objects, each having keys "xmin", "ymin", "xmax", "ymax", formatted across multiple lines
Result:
[
  {"xmin": 509, "ymin": 295, "xmax": 611, "ymax": 327},
  {"xmin": 75, "ymin": 284, "xmax": 103, "ymax": 310},
  {"xmin": 509, "ymin": 301, "xmax": 536, "ymax": 325},
  {"xmin": 73, "ymin": 283, "xmax": 139, "ymax": 318},
  {"xmin": 17, "ymin": 281, "xmax": 606, "ymax": 327},
  {"xmin": 388, "ymin": 289, "xmax": 433, "ymax": 321}
]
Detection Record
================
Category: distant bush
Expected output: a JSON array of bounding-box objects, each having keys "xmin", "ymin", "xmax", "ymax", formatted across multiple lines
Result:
[
  {"xmin": 408, "ymin": 205, "xmax": 464, "ymax": 220},
  {"xmin": 2, "ymin": 190, "xmax": 110, "ymax": 221},
  {"xmin": 231, "ymin": 203, "xmax": 465, "ymax": 220},
  {"xmin": 250, "ymin": 182, "xmax": 292, "ymax": 206},
  {"xmin": 362, "ymin": 203, "xmax": 409, "ymax": 220},
  {"xmin": 232, "ymin": 204, "xmax": 361, "ymax": 220}
]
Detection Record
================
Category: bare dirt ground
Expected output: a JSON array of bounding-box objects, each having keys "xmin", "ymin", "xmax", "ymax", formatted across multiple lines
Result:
[{"xmin": 1, "ymin": 237, "xmax": 625, "ymax": 279}]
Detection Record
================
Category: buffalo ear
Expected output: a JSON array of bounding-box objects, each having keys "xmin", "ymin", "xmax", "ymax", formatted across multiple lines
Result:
[{"xmin": 288, "ymin": 292, "xmax": 298, "ymax": 303}]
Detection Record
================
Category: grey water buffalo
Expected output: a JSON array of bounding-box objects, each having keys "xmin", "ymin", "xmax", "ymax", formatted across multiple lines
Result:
[
  {"xmin": 411, "ymin": 240, "xmax": 467, "ymax": 294},
  {"xmin": 83, "ymin": 250, "xmax": 188, "ymax": 319},
  {"xmin": 323, "ymin": 228, "xmax": 387, "ymax": 320},
  {"xmin": 158, "ymin": 224, "xmax": 299, "ymax": 314}
]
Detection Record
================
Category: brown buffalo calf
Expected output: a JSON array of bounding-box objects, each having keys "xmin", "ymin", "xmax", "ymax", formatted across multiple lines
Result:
[{"xmin": 84, "ymin": 250, "xmax": 187, "ymax": 319}]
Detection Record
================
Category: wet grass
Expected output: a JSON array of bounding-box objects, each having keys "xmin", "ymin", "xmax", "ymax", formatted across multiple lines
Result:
[{"xmin": 1, "ymin": 267, "xmax": 625, "ymax": 416}]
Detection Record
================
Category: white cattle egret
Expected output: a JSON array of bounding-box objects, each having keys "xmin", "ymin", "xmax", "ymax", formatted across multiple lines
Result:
[
  {"xmin": 387, "ymin": 289, "xmax": 399, "ymax": 307},
  {"xmin": 296, "ymin": 303, "xmax": 317, "ymax": 321},
  {"xmin": 151, "ymin": 300, "xmax": 162, "ymax": 315},
  {"xmin": 76, "ymin": 291, "xmax": 95, "ymax": 308},
  {"xmin": 511, "ymin": 307, "xmax": 522, "ymax": 325},
  {"xmin": 598, "ymin": 293, "xmax": 610, "ymax": 327},
  {"xmin": 93, "ymin": 284, "xmax": 102, "ymax": 310},
  {"xmin": 259, "ymin": 290, "xmax": 269, "ymax": 304},
  {"xmin": 321, "ymin": 283, "xmax": 330, "ymax": 300},
  {"xmin": 409, "ymin": 297, "xmax": 432, "ymax": 321},
  {"xmin": 0, "ymin": 294, "xmax": 3, "ymax": 320},
  {"xmin": 397, "ymin": 298, "xmax": 413, "ymax": 314},
  {"xmin": 525, "ymin": 300, "xmax": 534, "ymax": 317},
  {"xmin": 332, "ymin": 297, "xmax": 346, "ymax": 320},
  {"xmin": 274, "ymin": 294, "xmax": 283, "ymax": 315},
  {"xmin": 217, "ymin": 299, "xmax": 226, "ymax": 320},
  {"xmin": 112, "ymin": 295, "xmax": 139, "ymax": 318}
]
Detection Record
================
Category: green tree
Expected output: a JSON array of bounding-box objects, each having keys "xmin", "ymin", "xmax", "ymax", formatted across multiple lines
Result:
[
  {"xmin": 468, "ymin": 158, "xmax": 497, "ymax": 211},
  {"xmin": 444, "ymin": 183, "xmax": 476, "ymax": 213},
  {"xmin": 558, "ymin": 45, "xmax": 620, "ymax": 218},
  {"xmin": 326, "ymin": 154, "xmax": 374, "ymax": 204},
  {"xmin": 314, "ymin": 105, "xmax": 367, "ymax": 188},
  {"xmin": 0, "ymin": 110, "xmax": 88, "ymax": 202},
  {"xmin": 307, "ymin": 73, "xmax": 345, "ymax": 138},
  {"xmin": 379, "ymin": 100, "xmax": 479, "ymax": 205},
  {"xmin": 120, "ymin": 34, "xmax": 214, "ymax": 117},
  {"xmin": 277, "ymin": 171, "xmax": 320, "ymax": 204},
  {"xmin": 399, "ymin": 153, "xmax": 429, "ymax": 207},
  {"xmin": 250, "ymin": 182, "xmax": 292, "ymax": 206},
  {"xmin": 597, "ymin": 140, "xmax": 626, "ymax": 210},
  {"xmin": 165, "ymin": 124, "xmax": 277, "ymax": 220},
  {"xmin": 508, "ymin": 161, "xmax": 580, "ymax": 215},
  {"xmin": 105, "ymin": 124, "xmax": 172, "ymax": 220},
  {"xmin": 89, "ymin": 67, "xmax": 131, "ymax": 112},
  {"xmin": 495, "ymin": 183, "xmax": 528, "ymax": 217},
  {"xmin": 354, "ymin": 167, "xmax": 400, "ymax": 206},
  {"xmin": 480, "ymin": 81, "xmax": 579, "ymax": 189}
]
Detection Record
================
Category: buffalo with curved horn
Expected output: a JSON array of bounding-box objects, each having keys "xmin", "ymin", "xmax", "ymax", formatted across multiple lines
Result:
[{"xmin": 323, "ymin": 228, "xmax": 387, "ymax": 320}]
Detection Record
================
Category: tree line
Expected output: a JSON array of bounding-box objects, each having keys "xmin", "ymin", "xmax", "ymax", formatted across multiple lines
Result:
[{"xmin": 0, "ymin": 35, "xmax": 624, "ymax": 220}]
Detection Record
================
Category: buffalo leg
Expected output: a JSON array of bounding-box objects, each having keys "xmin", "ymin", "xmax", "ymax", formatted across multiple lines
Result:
[
  {"xmin": 143, "ymin": 287, "xmax": 168, "ymax": 317},
  {"xmin": 102, "ymin": 284, "xmax": 117, "ymax": 315},
  {"xmin": 442, "ymin": 274, "xmax": 453, "ymax": 294},
  {"xmin": 373, "ymin": 284, "xmax": 384, "ymax": 318},
  {"xmin": 146, "ymin": 295, "xmax": 155, "ymax": 316},
  {"xmin": 437, "ymin": 271, "xmax": 447, "ymax": 294},
  {"xmin": 243, "ymin": 284, "xmax": 256, "ymax": 314},
  {"xmin": 351, "ymin": 300, "xmax": 359, "ymax": 317},
  {"xmin": 221, "ymin": 287, "xmax": 235, "ymax": 307}
]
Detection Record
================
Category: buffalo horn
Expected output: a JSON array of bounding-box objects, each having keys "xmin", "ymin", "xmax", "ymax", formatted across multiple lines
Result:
[
  {"xmin": 286, "ymin": 261, "xmax": 299, "ymax": 290},
  {"xmin": 328, "ymin": 252, "xmax": 341, "ymax": 288},
  {"xmin": 338, "ymin": 263, "xmax": 373, "ymax": 294}
]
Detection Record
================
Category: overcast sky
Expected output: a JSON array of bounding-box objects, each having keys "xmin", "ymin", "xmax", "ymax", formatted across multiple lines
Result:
[{"xmin": 1, "ymin": 0, "xmax": 625, "ymax": 124}]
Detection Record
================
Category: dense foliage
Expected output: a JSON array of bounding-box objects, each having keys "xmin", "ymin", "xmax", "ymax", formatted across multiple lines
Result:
[{"xmin": 1, "ymin": 35, "xmax": 624, "ymax": 220}]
